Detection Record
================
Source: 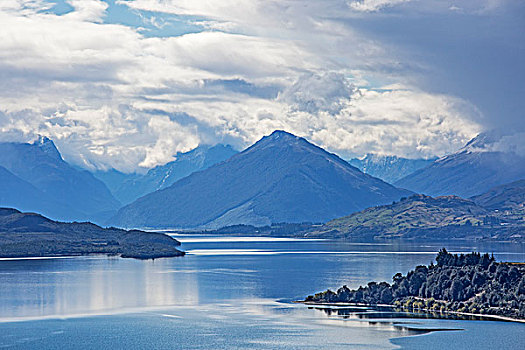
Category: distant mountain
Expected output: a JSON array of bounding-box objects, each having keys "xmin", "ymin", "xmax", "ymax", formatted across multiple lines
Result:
[
  {"xmin": 306, "ymin": 194, "xmax": 524, "ymax": 241},
  {"xmin": 92, "ymin": 168, "xmax": 141, "ymax": 200},
  {"xmin": 395, "ymin": 132, "xmax": 525, "ymax": 198},
  {"xmin": 110, "ymin": 130, "xmax": 412, "ymax": 229},
  {"xmin": 194, "ymin": 182, "xmax": 525, "ymax": 240},
  {"xmin": 0, "ymin": 208, "xmax": 184, "ymax": 259},
  {"xmin": 96, "ymin": 144, "xmax": 238, "ymax": 204},
  {"xmin": 471, "ymin": 179, "xmax": 525, "ymax": 211},
  {"xmin": 0, "ymin": 137, "xmax": 120, "ymax": 222},
  {"xmin": 0, "ymin": 165, "xmax": 72, "ymax": 216},
  {"xmin": 348, "ymin": 154, "xmax": 436, "ymax": 184}
]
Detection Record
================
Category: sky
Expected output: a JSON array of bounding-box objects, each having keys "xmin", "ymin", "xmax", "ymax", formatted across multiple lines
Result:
[{"xmin": 0, "ymin": 0, "xmax": 523, "ymax": 172}]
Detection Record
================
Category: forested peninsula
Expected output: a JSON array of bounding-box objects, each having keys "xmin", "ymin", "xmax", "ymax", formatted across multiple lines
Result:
[
  {"xmin": 305, "ymin": 249, "xmax": 525, "ymax": 321},
  {"xmin": 0, "ymin": 208, "xmax": 184, "ymax": 259}
]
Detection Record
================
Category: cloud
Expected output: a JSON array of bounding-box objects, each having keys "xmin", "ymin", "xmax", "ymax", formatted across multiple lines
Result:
[
  {"xmin": 137, "ymin": 72, "xmax": 482, "ymax": 160},
  {"xmin": 64, "ymin": 0, "xmax": 108, "ymax": 22},
  {"xmin": 346, "ymin": 0, "xmax": 513, "ymax": 14},
  {"xmin": 348, "ymin": 0, "xmax": 412, "ymax": 13},
  {"xmin": 464, "ymin": 130, "xmax": 525, "ymax": 157},
  {"xmin": 278, "ymin": 72, "xmax": 356, "ymax": 115},
  {"xmin": 0, "ymin": 0, "xmax": 499, "ymax": 172},
  {"xmin": 491, "ymin": 133, "xmax": 525, "ymax": 156}
]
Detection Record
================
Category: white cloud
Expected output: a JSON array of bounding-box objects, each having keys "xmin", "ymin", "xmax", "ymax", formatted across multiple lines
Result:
[
  {"xmin": 65, "ymin": 0, "xmax": 108, "ymax": 22},
  {"xmin": 348, "ymin": 0, "xmax": 412, "ymax": 13},
  {"xmin": 0, "ymin": 0, "xmax": 489, "ymax": 172},
  {"xmin": 278, "ymin": 72, "xmax": 357, "ymax": 115},
  {"xmin": 465, "ymin": 131, "xmax": 525, "ymax": 157}
]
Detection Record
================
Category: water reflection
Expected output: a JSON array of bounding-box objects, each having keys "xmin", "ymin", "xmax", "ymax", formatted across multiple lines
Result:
[
  {"xmin": 309, "ymin": 305, "xmax": 493, "ymax": 322},
  {"xmin": 0, "ymin": 257, "xmax": 198, "ymax": 320},
  {"xmin": 0, "ymin": 237, "xmax": 524, "ymax": 349}
]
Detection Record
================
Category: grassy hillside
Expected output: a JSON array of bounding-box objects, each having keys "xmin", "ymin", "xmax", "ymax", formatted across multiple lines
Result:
[{"xmin": 307, "ymin": 194, "xmax": 524, "ymax": 240}]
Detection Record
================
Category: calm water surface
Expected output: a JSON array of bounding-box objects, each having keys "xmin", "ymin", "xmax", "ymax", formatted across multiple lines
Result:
[{"xmin": 0, "ymin": 237, "xmax": 524, "ymax": 349}]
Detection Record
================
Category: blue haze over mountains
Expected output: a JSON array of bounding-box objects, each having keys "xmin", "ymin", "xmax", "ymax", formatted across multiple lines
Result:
[
  {"xmin": 0, "ymin": 137, "xmax": 119, "ymax": 223},
  {"xmin": 395, "ymin": 132, "xmax": 525, "ymax": 198},
  {"xmin": 94, "ymin": 144, "xmax": 238, "ymax": 205},
  {"xmin": 1, "ymin": 130, "xmax": 524, "ymax": 230},
  {"xmin": 348, "ymin": 155, "xmax": 436, "ymax": 184}
]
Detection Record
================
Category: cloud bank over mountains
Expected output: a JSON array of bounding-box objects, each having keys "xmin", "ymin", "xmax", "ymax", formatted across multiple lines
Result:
[{"xmin": 0, "ymin": 0, "xmax": 521, "ymax": 172}]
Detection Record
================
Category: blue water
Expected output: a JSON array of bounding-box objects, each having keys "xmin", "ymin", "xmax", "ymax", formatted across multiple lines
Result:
[{"xmin": 0, "ymin": 237, "xmax": 524, "ymax": 349}]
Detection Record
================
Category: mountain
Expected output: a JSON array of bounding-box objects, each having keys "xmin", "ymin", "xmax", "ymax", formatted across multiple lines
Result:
[
  {"xmin": 96, "ymin": 144, "xmax": 238, "ymax": 204},
  {"xmin": 0, "ymin": 208, "xmax": 184, "ymax": 259},
  {"xmin": 92, "ymin": 168, "xmax": 141, "ymax": 198},
  {"xmin": 0, "ymin": 137, "xmax": 120, "ymax": 222},
  {"xmin": 471, "ymin": 179, "xmax": 525, "ymax": 211},
  {"xmin": 196, "ymin": 181, "xmax": 525, "ymax": 240},
  {"xmin": 395, "ymin": 132, "xmax": 525, "ymax": 198},
  {"xmin": 110, "ymin": 130, "xmax": 412, "ymax": 229},
  {"xmin": 306, "ymin": 193, "xmax": 524, "ymax": 241},
  {"xmin": 0, "ymin": 165, "xmax": 74, "ymax": 217},
  {"xmin": 348, "ymin": 154, "xmax": 436, "ymax": 184}
]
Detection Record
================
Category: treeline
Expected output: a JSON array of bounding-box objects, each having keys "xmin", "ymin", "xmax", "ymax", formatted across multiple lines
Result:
[
  {"xmin": 435, "ymin": 249, "xmax": 494, "ymax": 267},
  {"xmin": 306, "ymin": 249, "xmax": 525, "ymax": 320}
]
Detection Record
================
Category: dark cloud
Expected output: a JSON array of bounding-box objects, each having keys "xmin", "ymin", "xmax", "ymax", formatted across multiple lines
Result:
[{"xmin": 346, "ymin": 3, "xmax": 525, "ymax": 131}]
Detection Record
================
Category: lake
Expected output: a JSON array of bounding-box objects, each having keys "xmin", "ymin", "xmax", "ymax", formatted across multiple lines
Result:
[{"xmin": 0, "ymin": 236, "xmax": 524, "ymax": 349}]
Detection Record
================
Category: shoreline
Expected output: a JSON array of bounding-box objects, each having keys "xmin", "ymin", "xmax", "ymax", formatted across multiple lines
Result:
[
  {"xmin": 295, "ymin": 300, "xmax": 525, "ymax": 324},
  {"xmin": 0, "ymin": 251, "xmax": 185, "ymax": 261},
  {"xmin": 169, "ymin": 230, "xmax": 525, "ymax": 242}
]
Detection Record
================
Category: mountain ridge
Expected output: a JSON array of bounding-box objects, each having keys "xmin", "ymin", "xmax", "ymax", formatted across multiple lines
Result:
[
  {"xmin": 395, "ymin": 132, "xmax": 525, "ymax": 198},
  {"xmin": 471, "ymin": 179, "xmax": 525, "ymax": 211},
  {"xmin": 348, "ymin": 154, "xmax": 436, "ymax": 184},
  {"xmin": 0, "ymin": 138, "xmax": 120, "ymax": 223},
  {"xmin": 96, "ymin": 144, "xmax": 238, "ymax": 204}
]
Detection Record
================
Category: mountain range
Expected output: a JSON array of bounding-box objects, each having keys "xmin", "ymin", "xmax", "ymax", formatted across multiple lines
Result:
[
  {"xmin": 0, "ymin": 137, "xmax": 119, "ymax": 223},
  {"xmin": 109, "ymin": 130, "xmax": 412, "ymax": 229},
  {"xmin": 395, "ymin": 132, "xmax": 525, "ymax": 198},
  {"xmin": 95, "ymin": 144, "xmax": 238, "ymax": 204},
  {"xmin": 348, "ymin": 154, "xmax": 436, "ymax": 184},
  {"xmin": 1, "ymin": 130, "xmax": 523, "ymax": 236}
]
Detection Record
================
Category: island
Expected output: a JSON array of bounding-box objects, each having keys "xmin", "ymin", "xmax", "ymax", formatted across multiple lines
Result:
[
  {"xmin": 0, "ymin": 208, "xmax": 184, "ymax": 259},
  {"xmin": 304, "ymin": 249, "xmax": 525, "ymax": 321}
]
